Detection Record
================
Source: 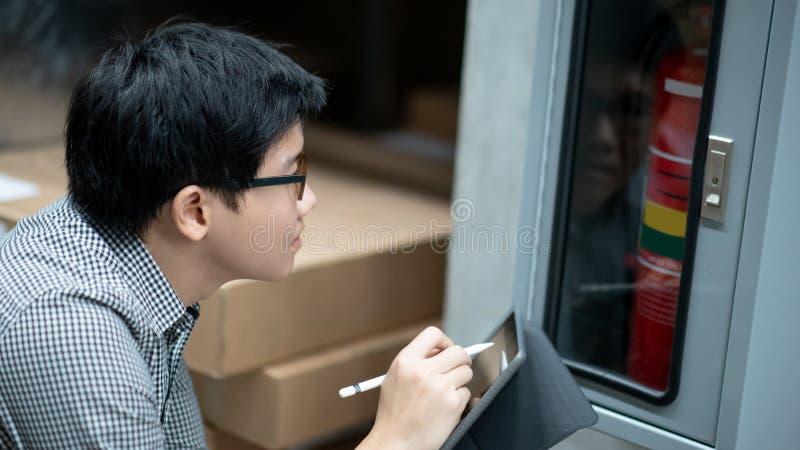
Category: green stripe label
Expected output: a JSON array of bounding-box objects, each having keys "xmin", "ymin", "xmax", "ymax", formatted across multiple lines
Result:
[{"xmin": 640, "ymin": 225, "xmax": 685, "ymax": 261}]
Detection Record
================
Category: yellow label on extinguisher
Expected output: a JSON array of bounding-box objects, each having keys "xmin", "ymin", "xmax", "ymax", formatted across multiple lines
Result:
[{"xmin": 643, "ymin": 200, "xmax": 687, "ymax": 238}]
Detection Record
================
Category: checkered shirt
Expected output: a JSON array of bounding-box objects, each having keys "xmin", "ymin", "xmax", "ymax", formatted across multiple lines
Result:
[{"xmin": 0, "ymin": 197, "xmax": 207, "ymax": 449}]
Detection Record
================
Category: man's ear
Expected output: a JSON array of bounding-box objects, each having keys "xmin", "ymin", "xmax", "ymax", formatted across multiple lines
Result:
[{"xmin": 170, "ymin": 186, "xmax": 211, "ymax": 242}]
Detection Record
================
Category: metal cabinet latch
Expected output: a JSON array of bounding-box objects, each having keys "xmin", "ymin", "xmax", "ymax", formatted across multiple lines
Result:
[{"xmin": 700, "ymin": 136, "xmax": 733, "ymax": 223}]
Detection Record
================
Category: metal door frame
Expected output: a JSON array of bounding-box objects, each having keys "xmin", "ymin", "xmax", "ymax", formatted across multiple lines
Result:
[{"xmin": 512, "ymin": 0, "xmax": 778, "ymax": 446}]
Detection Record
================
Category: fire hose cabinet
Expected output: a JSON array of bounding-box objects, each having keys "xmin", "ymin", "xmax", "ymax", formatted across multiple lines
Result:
[{"xmin": 498, "ymin": 0, "xmax": 800, "ymax": 448}]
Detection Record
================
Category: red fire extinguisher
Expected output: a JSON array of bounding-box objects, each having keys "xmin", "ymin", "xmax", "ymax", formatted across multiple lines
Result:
[{"xmin": 626, "ymin": 47, "xmax": 706, "ymax": 391}]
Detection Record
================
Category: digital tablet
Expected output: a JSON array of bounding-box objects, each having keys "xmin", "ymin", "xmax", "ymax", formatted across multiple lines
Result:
[{"xmin": 440, "ymin": 309, "xmax": 527, "ymax": 450}]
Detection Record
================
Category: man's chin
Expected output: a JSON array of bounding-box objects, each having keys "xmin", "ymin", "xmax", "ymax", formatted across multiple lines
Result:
[{"xmin": 250, "ymin": 260, "xmax": 295, "ymax": 282}]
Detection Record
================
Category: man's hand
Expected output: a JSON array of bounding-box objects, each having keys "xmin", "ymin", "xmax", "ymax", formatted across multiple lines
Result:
[{"xmin": 357, "ymin": 326, "xmax": 473, "ymax": 450}]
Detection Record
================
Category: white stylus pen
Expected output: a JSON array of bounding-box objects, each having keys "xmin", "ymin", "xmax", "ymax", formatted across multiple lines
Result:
[{"xmin": 338, "ymin": 342, "xmax": 495, "ymax": 398}]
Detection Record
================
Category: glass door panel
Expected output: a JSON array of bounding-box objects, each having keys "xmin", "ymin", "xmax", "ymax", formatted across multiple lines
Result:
[{"xmin": 548, "ymin": 0, "xmax": 719, "ymax": 401}]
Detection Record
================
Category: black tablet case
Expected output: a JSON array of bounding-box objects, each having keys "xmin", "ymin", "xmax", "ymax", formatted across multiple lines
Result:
[{"xmin": 452, "ymin": 324, "xmax": 598, "ymax": 450}]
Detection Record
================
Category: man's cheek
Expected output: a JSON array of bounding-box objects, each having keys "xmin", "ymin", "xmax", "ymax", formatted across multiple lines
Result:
[{"xmin": 248, "ymin": 224, "xmax": 278, "ymax": 255}]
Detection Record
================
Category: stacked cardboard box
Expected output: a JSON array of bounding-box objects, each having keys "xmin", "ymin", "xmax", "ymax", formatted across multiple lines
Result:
[
  {"xmin": 303, "ymin": 124, "xmax": 454, "ymax": 197},
  {"xmin": 195, "ymin": 321, "xmax": 436, "ymax": 449},
  {"xmin": 205, "ymin": 422, "xmax": 368, "ymax": 450},
  {"xmin": 205, "ymin": 424, "xmax": 264, "ymax": 450}
]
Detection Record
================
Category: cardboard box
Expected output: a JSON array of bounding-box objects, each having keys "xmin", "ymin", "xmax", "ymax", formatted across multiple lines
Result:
[
  {"xmin": 193, "ymin": 321, "xmax": 435, "ymax": 450},
  {"xmin": 205, "ymin": 423, "xmax": 266, "ymax": 450},
  {"xmin": 303, "ymin": 124, "xmax": 453, "ymax": 197},
  {"xmin": 185, "ymin": 166, "xmax": 451, "ymax": 378},
  {"xmin": 186, "ymin": 247, "xmax": 446, "ymax": 378},
  {"xmin": 205, "ymin": 421, "xmax": 368, "ymax": 450},
  {"xmin": 0, "ymin": 146, "xmax": 67, "ymax": 232}
]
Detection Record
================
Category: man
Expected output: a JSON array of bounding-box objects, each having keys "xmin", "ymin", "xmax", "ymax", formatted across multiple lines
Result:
[{"xmin": 0, "ymin": 22, "xmax": 473, "ymax": 449}]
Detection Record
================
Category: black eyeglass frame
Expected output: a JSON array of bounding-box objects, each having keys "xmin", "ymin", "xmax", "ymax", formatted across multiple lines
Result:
[{"xmin": 215, "ymin": 174, "xmax": 307, "ymax": 201}]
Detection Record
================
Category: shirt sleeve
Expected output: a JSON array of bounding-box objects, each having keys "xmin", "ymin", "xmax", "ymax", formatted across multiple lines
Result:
[{"xmin": 0, "ymin": 293, "xmax": 168, "ymax": 449}]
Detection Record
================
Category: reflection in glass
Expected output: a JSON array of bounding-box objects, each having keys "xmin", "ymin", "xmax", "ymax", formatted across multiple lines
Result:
[
  {"xmin": 465, "ymin": 315, "xmax": 519, "ymax": 411},
  {"xmin": 554, "ymin": 0, "xmax": 714, "ymax": 392}
]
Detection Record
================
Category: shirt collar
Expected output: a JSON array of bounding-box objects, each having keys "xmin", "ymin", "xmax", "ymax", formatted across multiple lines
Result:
[{"xmin": 73, "ymin": 199, "xmax": 192, "ymax": 335}]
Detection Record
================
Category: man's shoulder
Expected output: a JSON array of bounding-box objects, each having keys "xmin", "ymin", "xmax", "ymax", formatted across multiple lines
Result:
[
  {"xmin": 0, "ymin": 198, "xmax": 139, "ymax": 339},
  {"xmin": 0, "ymin": 197, "xmax": 119, "ymax": 289}
]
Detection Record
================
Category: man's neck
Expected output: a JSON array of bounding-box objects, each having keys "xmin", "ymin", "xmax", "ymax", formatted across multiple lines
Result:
[{"xmin": 141, "ymin": 228, "xmax": 227, "ymax": 307}]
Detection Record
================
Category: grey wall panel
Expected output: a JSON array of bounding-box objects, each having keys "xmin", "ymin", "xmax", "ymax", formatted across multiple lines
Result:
[
  {"xmin": 730, "ymin": 3, "xmax": 800, "ymax": 447},
  {"xmin": 444, "ymin": 0, "xmax": 542, "ymax": 344},
  {"xmin": 716, "ymin": 0, "xmax": 798, "ymax": 448}
]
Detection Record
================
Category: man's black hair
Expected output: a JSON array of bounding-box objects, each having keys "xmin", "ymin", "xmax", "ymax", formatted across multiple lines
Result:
[{"xmin": 65, "ymin": 22, "xmax": 326, "ymax": 236}]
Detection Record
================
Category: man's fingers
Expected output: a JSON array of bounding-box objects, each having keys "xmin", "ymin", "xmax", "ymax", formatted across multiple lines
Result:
[
  {"xmin": 425, "ymin": 347, "xmax": 443, "ymax": 358},
  {"xmin": 456, "ymin": 386, "xmax": 471, "ymax": 411},
  {"xmin": 405, "ymin": 326, "xmax": 453, "ymax": 357},
  {"xmin": 429, "ymin": 345, "xmax": 471, "ymax": 373},
  {"xmin": 444, "ymin": 364, "xmax": 473, "ymax": 389}
]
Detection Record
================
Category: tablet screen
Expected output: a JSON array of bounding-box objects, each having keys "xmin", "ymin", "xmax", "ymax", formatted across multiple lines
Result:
[{"xmin": 464, "ymin": 314, "xmax": 520, "ymax": 411}]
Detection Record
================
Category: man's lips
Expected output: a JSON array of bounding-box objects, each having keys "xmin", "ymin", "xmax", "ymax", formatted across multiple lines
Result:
[{"xmin": 289, "ymin": 225, "xmax": 304, "ymax": 249}]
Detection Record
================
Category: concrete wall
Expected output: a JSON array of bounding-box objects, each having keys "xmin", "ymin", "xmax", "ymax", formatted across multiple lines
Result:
[
  {"xmin": 444, "ymin": 0, "xmax": 541, "ymax": 344},
  {"xmin": 733, "ymin": 3, "xmax": 800, "ymax": 446}
]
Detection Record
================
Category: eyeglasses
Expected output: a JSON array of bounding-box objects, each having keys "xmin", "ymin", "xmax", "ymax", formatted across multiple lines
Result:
[{"xmin": 215, "ymin": 152, "xmax": 307, "ymax": 201}]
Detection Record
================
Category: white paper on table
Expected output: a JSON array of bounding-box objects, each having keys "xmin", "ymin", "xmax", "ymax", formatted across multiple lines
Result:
[{"xmin": 0, "ymin": 173, "xmax": 39, "ymax": 202}]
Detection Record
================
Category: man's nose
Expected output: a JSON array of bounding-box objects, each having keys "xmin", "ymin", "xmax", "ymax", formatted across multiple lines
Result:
[{"xmin": 298, "ymin": 184, "xmax": 317, "ymax": 218}]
